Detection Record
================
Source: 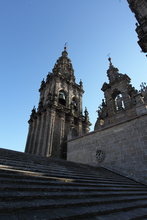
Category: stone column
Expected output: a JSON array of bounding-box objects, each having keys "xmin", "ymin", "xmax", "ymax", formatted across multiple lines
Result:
[
  {"xmin": 25, "ymin": 121, "xmax": 33, "ymax": 153},
  {"xmin": 78, "ymin": 118, "xmax": 83, "ymax": 136},
  {"xmin": 36, "ymin": 112, "xmax": 45, "ymax": 155},
  {"xmin": 46, "ymin": 109, "xmax": 56, "ymax": 157},
  {"xmin": 41, "ymin": 110, "xmax": 50, "ymax": 156},
  {"xmin": 67, "ymin": 116, "xmax": 74, "ymax": 140},
  {"xmin": 79, "ymin": 93, "xmax": 83, "ymax": 114},
  {"xmin": 32, "ymin": 115, "xmax": 40, "ymax": 154},
  {"xmin": 29, "ymin": 118, "xmax": 37, "ymax": 154},
  {"xmin": 59, "ymin": 113, "xmax": 65, "ymax": 144}
]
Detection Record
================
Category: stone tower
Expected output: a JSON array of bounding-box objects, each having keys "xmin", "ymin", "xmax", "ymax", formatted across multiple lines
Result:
[
  {"xmin": 95, "ymin": 58, "xmax": 147, "ymax": 130},
  {"xmin": 25, "ymin": 47, "xmax": 91, "ymax": 159},
  {"xmin": 127, "ymin": 0, "xmax": 147, "ymax": 53}
]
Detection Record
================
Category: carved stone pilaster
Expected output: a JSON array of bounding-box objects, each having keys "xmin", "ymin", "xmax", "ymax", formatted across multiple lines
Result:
[
  {"xmin": 46, "ymin": 109, "xmax": 56, "ymax": 157},
  {"xmin": 78, "ymin": 117, "xmax": 83, "ymax": 136},
  {"xmin": 41, "ymin": 110, "xmax": 52, "ymax": 156},
  {"xmin": 25, "ymin": 120, "xmax": 33, "ymax": 153},
  {"xmin": 36, "ymin": 112, "xmax": 45, "ymax": 155},
  {"xmin": 33, "ymin": 115, "xmax": 41, "ymax": 154}
]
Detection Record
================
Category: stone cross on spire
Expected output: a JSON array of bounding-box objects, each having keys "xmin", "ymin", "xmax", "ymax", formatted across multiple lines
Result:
[
  {"xmin": 64, "ymin": 42, "xmax": 68, "ymax": 51},
  {"xmin": 108, "ymin": 57, "xmax": 112, "ymax": 66}
]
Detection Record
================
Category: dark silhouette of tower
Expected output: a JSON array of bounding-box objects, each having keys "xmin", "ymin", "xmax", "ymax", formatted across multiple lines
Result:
[{"xmin": 127, "ymin": 0, "xmax": 147, "ymax": 53}]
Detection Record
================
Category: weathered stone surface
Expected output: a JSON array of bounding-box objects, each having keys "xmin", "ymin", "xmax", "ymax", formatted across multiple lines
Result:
[
  {"xmin": 25, "ymin": 47, "xmax": 90, "ymax": 159},
  {"xmin": 0, "ymin": 148, "xmax": 147, "ymax": 219},
  {"xmin": 127, "ymin": 0, "xmax": 147, "ymax": 53},
  {"xmin": 68, "ymin": 114, "xmax": 147, "ymax": 185}
]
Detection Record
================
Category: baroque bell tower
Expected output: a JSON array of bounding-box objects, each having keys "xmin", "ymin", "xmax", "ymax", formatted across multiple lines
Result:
[{"xmin": 25, "ymin": 47, "xmax": 91, "ymax": 159}]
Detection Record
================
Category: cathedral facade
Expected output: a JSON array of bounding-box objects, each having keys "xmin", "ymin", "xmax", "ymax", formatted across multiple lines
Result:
[
  {"xmin": 127, "ymin": 0, "xmax": 147, "ymax": 53},
  {"xmin": 67, "ymin": 59, "xmax": 147, "ymax": 184},
  {"xmin": 25, "ymin": 47, "xmax": 90, "ymax": 159}
]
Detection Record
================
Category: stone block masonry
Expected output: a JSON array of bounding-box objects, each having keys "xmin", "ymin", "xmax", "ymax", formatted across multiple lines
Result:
[{"xmin": 67, "ymin": 113, "xmax": 147, "ymax": 184}]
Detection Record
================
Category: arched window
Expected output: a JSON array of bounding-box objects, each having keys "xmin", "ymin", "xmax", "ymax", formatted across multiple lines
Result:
[
  {"xmin": 112, "ymin": 90, "xmax": 125, "ymax": 111},
  {"xmin": 71, "ymin": 97, "xmax": 78, "ymax": 111},
  {"xmin": 58, "ymin": 90, "xmax": 66, "ymax": 105},
  {"xmin": 114, "ymin": 94, "xmax": 125, "ymax": 111}
]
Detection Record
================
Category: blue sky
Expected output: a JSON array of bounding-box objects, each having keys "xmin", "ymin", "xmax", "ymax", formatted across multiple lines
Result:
[{"xmin": 0, "ymin": 0, "xmax": 146, "ymax": 152}]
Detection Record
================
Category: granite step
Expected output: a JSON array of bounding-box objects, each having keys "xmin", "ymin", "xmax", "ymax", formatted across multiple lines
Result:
[
  {"xmin": 0, "ymin": 170, "xmax": 139, "ymax": 186},
  {"xmin": 0, "ymin": 159, "xmax": 135, "ymax": 182},
  {"xmin": 1, "ymin": 191, "xmax": 147, "ymax": 203},
  {"xmin": 1, "ymin": 199, "xmax": 147, "ymax": 219},
  {"xmin": 0, "ymin": 176, "xmax": 144, "ymax": 189},
  {"xmin": 91, "ymin": 207, "xmax": 147, "ymax": 220},
  {"xmin": 1, "ymin": 196, "xmax": 147, "ymax": 212},
  {"xmin": 0, "ymin": 168, "xmax": 143, "ymax": 185},
  {"xmin": 0, "ymin": 182, "xmax": 147, "ymax": 193},
  {"xmin": 0, "ymin": 164, "xmax": 137, "ymax": 184},
  {"xmin": 1, "ymin": 188, "xmax": 147, "ymax": 198}
]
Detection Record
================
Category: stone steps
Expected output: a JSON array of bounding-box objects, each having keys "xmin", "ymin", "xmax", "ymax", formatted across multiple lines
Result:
[
  {"xmin": 1, "ymin": 191, "xmax": 147, "ymax": 201},
  {"xmin": 0, "ymin": 176, "xmax": 143, "ymax": 188},
  {"xmin": 0, "ymin": 174, "xmax": 136, "ymax": 187},
  {"xmin": 1, "ymin": 196, "xmax": 147, "ymax": 211},
  {"xmin": 0, "ymin": 159, "xmax": 127, "ymax": 179},
  {"xmin": 1, "ymin": 200, "xmax": 147, "ymax": 220},
  {"xmin": 92, "ymin": 208, "xmax": 147, "ymax": 220},
  {"xmin": 2, "ymin": 182, "xmax": 146, "ymax": 192},
  {"xmin": 0, "ymin": 191, "xmax": 147, "ymax": 203},
  {"xmin": 0, "ymin": 148, "xmax": 147, "ymax": 219},
  {"xmin": 0, "ymin": 162, "xmax": 136, "ymax": 184}
]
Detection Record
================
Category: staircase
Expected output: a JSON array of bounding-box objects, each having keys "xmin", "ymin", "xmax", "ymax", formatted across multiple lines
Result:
[{"xmin": 0, "ymin": 148, "xmax": 147, "ymax": 220}]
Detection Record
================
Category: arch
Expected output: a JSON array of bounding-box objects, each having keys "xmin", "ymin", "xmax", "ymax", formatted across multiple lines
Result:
[
  {"xmin": 112, "ymin": 90, "xmax": 125, "ymax": 111},
  {"xmin": 58, "ymin": 90, "xmax": 67, "ymax": 106},
  {"xmin": 71, "ymin": 96, "xmax": 78, "ymax": 111}
]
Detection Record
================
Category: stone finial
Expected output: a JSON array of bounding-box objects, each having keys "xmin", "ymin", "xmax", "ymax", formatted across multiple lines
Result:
[
  {"xmin": 108, "ymin": 57, "xmax": 112, "ymax": 66},
  {"xmin": 84, "ymin": 107, "xmax": 88, "ymax": 116},
  {"xmin": 79, "ymin": 79, "xmax": 83, "ymax": 87},
  {"xmin": 62, "ymin": 43, "xmax": 68, "ymax": 57},
  {"xmin": 64, "ymin": 42, "xmax": 67, "ymax": 51},
  {"xmin": 84, "ymin": 107, "xmax": 90, "ymax": 122}
]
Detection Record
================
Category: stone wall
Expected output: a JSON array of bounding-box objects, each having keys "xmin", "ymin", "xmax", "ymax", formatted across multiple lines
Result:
[{"xmin": 67, "ymin": 114, "xmax": 147, "ymax": 184}]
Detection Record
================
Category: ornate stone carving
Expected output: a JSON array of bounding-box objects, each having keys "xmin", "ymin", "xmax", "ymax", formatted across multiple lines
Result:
[
  {"xmin": 127, "ymin": 0, "xmax": 147, "ymax": 53},
  {"xmin": 96, "ymin": 150, "xmax": 105, "ymax": 162},
  {"xmin": 25, "ymin": 47, "xmax": 91, "ymax": 159},
  {"xmin": 95, "ymin": 58, "xmax": 142, "ymax": 130}
]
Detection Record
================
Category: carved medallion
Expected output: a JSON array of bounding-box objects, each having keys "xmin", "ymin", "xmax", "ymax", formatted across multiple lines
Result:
[{"xmin": 96, "ymin": 150, "xmax": 105, "ymax": 162}]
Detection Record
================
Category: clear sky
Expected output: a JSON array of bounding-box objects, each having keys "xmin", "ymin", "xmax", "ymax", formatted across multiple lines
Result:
[{"xmin": 0, "ymin": 0, "xmax": 146, "ymax": 152}]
